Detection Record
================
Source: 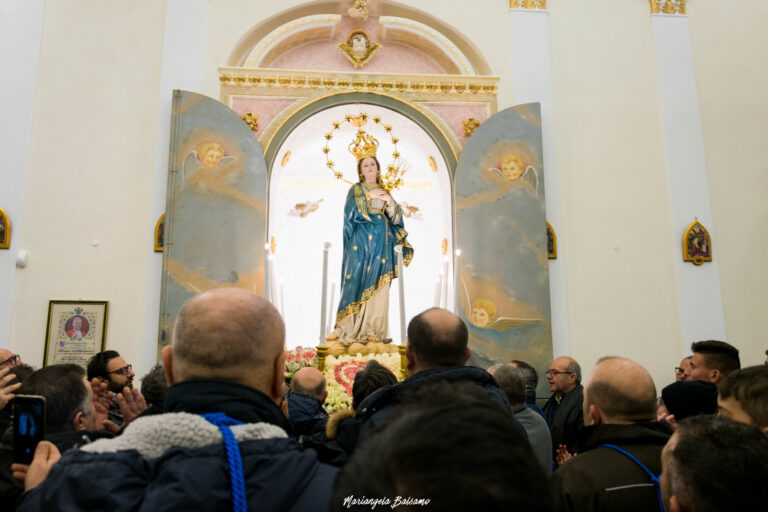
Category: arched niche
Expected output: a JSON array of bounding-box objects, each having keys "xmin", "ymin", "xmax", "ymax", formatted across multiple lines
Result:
[
  {"xmin": 266, "ymin": 95, "xmax": 455, "ymax": 348},
  {"xmin": 226, "ymin": 0, "xmax": 491, "ymax": 75}
]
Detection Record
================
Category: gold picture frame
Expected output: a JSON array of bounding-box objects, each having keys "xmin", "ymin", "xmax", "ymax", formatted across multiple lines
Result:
[
  {"xmin": 154, "ymin": 213, "xmax": 165, "ymax": 252},
  {"xmin": 682, "ymin": 219, "xmax": 712, "ymax": 265},
  {"xmin": 0, "ymin": 207, "xmax": 10, "ymax": 249},
  {"xmin": 546, "ymin": 221, "xmax": 557, "ymax": 259},
  {"xmin": 44, "ymin": 300, "xmax": 109, "ymax": 367}
]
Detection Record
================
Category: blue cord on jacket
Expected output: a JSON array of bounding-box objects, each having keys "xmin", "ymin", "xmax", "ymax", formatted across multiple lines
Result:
[{"xmin": 202, "ymin": 413, "xmax": 246, "ymax": 512}]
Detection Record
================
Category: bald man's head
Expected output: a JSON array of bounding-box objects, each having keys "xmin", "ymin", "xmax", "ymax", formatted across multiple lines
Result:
[
  {"xmin": 166, "ymin": 288, "xmax": 285, "ymax": 394},
  {"xmin": 0, "ymin": 349, "xmax": 21, "ymax": 369},
  {"xmin": 290, "ymin": 367, "xmax": 327, "ymax": 401},
  {"xmin": 407, "ymin": 308, "xmax": 469, "ymax": 373},
  {"xmin": 584, "ymin": 356, "xmax": 657, "ymax": 424}
]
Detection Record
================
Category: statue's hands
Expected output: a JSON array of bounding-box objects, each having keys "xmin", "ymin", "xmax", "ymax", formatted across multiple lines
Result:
[{"xmin": 369, "ymin": 189, "xmax": 392, "ymax": 205}]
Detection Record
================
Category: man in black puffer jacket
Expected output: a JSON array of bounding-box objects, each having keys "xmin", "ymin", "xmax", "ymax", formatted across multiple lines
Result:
[
  {"xmin": 355, "ymin": 307, "xmax": 516, "ymax": 442},
  {"xmin": 15, "ymin": 288, "xmax": 337, "ymax": 512}
]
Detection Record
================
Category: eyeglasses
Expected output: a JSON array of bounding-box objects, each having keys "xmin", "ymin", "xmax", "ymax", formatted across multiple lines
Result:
[
  {"xmin": 0, "ymin": 354, "xmax": 20, "ymax": 367},
  {"xmin": 674, "ymin": 367, "xmax": 685, "ymax": 374},
  {"xmin": 107, "ymin": 364, "xmax": 132, "ymax": 376},
  {"xmin": 547, "ymin": 370, "xmax": 573, "ymax": 376}
]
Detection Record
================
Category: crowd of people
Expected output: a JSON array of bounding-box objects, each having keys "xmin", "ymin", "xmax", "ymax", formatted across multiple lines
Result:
[{"xmin": 0, "ymin": 288, "xmax": 767, "ymax": 511}]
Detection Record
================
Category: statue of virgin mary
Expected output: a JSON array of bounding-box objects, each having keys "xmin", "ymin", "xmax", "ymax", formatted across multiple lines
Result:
[{"xmin": 328, "ymin": 129, "xmax": 413, "ymax": 347}]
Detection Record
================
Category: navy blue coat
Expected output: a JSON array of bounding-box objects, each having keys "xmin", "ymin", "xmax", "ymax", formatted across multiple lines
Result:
[{"xmin": 17, "ymin": 379, "xmax": 337, "ymax": 512}]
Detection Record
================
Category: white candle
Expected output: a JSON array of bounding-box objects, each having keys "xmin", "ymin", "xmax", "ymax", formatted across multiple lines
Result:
[
  {"xmin": 326, "ymin": 281, "xmax": 336, "ymax": 336},
  {"xmin": 453, "ymin": 249, "xmax": 462, "ymax": 314},
  {"xmin": 441, "ymin": 256, "xmax": 449, "ymax": 308},
  {"xmin": 433, "ymin": 275, "xmax": 442, "ymax": 307},
  {"xmin": 264, "ymin": 243, "xmax": 270, "ymax": 301},
  {"xmin": 319, "ymin": 242, "xmax": 331, "ymax": 345},
  {"xmin": 395, "ymin": 246, "xmax": 406, "ymax": 345}
]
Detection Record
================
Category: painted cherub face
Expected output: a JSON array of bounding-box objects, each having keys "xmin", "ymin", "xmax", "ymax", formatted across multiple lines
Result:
[
  {"xmin": 202, "ymin": 148, "xmax": 223, "ymax": 168},
  {"xmin": 501, "ymin": 158, "xmax": 524, "ymax": 181},
  {"xmin": 351, "ymin": 34, "xmax": 367, "ymax": 52},
  {"xmin": 471, "ymin": 307, "xmax": 490, "ymax": 327}
]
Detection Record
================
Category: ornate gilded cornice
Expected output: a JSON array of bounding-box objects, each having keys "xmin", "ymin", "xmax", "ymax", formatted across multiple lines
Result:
[
  {"xmin": 650, "ymin": 0, "xmax": 686, "ymax": 15},
  {"xmin": 219, "ymin": 67, "xmax": 499, "ymax": 96},
  {"xmin": 510, "ymin": 0, "xmax": 547, "ymax": 9}
]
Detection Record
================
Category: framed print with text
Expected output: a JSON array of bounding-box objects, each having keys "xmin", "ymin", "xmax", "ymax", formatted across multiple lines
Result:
[{"xmin": 44, "ymin": 300, "xmax": 108, "ymax": 367}]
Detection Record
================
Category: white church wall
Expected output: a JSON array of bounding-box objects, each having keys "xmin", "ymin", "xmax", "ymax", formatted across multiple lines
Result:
[
  {"xmin": 546, "ymin": 1, "xmax": 682, "ymax": 388},
  {"xmin": 8, "ymin": 0, "xmax": 167, "ymax": 371},
  {"xmin": 689, "ymin": 2, "xmax": 768, "ymax": 366}
]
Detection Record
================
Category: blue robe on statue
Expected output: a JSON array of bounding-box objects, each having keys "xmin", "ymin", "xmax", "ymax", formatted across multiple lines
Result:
[{"xmin": 335, "ymin": 182, "xmax": 413, "ymax": 339}]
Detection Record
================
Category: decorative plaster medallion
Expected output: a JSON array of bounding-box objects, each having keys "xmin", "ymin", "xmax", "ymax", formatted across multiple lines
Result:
[
  {"xmin": 650, "ymin": 0, "xmax": 686, "ymax": 15},
  {"xmin": 347, "ymin": 0, "xmax": 370, "ymax": 21},
  {"xmin": 338, "ymin": 30, "xmax": 381, "ymax": 68}
]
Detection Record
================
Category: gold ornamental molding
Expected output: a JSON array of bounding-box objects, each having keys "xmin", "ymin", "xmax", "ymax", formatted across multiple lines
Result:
[
  {"xmin": 219, "ymin": 67, "xmax": 499, "ymax": 97},
  {"xmin": 510, "ymin": 0, "xmax": 547, "ymax": 9},
  {"xmin": 650, "ymin": 0, "xmax": 686, "ymax": 15}
]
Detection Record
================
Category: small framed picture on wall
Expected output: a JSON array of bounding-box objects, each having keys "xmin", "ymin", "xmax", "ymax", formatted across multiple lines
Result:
[{"xmin": 44, "ymin": 300, "xmax": 108, "ymax": 367}]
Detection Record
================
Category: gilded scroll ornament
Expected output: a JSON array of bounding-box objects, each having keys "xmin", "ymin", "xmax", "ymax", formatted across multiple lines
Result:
[
  {"xmin": 650, "ymin": 0, "xmax": 686, "ymax": 15},
  {"xmin": 428, "ymin": 156, "xmax": 437, "ymax": 172},
  {"xmin": 281, "ymin": 151, "xmax": 291, "ymax": 167},
  {"xmin": 290, "ymin": 200, "xmax": 324, "ymax": 218},
  {"xmin": 682, "ymin": 219, "xmax": 712, "ymax": 265},
  {"xmin": 441, "ymin": 238, "xmax": 448, "ymax": 255},
  {"xmin": 338, "ymin": 30, "xmax": 381, "ymax": 68},
  {"xmin": 463, "ymin": 118, "xmax": 481, "ymax": 138},
  {"xmin": 240, "ymin": 112, "xmax": 259, "ymax": 132},
  {"xmin": 510, "ymin": 0, "xmax": 547, "ymax": 9}
]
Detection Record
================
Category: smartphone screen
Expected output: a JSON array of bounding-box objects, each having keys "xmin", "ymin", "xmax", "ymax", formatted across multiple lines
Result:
[{"xmin": 13, "ymin": 394, "xmax": 46, "ymax": 465}]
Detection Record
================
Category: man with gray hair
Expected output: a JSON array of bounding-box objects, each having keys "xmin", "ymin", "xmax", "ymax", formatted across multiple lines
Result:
[
  {"xmin": 542, "ymin": 356, "xmax": 584, "ymax": 462},
  {"xmin": 15, "ymin": 288, "xmax": 337, "ymax": 511},
  {"xmin": 490, "ymin": 364, "xmax": 552, "ymax": 470},
  {"xmin": 551, "ymin": 356, "xmax": 672, "ymax": 512},
  {"xmin": 660, "ymin": 415, "xmax": 768, "ymax": 511}
]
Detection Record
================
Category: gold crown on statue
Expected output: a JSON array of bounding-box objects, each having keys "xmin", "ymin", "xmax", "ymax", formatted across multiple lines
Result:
[{"xmin": 348, "ymin": 129, "xmax": 379, "ymax": 161}]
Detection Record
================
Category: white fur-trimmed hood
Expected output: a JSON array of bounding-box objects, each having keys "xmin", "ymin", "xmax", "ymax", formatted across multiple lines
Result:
[{"xmin": 81, "ymin": 412, "xmax": 288, "ymax": 459}]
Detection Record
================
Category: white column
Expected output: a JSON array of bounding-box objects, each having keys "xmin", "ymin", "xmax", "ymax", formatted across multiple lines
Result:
[
  {"xmin": 651, "ymin": 13, "xmax": 726, "ymax": 351},
  {"xmin": 0, "ymin": 0, "xmax": 46, "ymax": 348},
  {"xmin": 509, "ymin": 4, "xmax": 569, "ymax": 358},
  {"xmin": 140, "ymin": 0, "xmax": 208, "ymax": 371}
]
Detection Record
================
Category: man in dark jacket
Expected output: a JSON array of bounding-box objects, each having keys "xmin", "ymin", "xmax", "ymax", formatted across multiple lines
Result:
[
  {"xmin": 551, "ymin": 356, "xmax": 671, "ymax": 512},
  {"xmin": 0, "ymin": 364, "xmax": 113, "ymax": 508},
  {"xmin": 356, "ymin": 307, "xmax": 511, "ymax": 440},
  {"xmin": 542, "ymin": 356, "xmax": 584, "ymax": 461},
  {"xmin": 287, "ymin": 367, "xmax": 329, "ymax": 441},
  {"xmin": 15, "ymin": 288, "xmax": 337, "ymax": 512}
]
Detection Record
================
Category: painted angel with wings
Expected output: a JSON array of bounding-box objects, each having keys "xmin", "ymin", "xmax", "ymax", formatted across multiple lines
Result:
[
  {"xmin": 488, "ymin": 152, "xmax": 540, "ymax": 197},
  {"xmin": 462, "ymin": 279, "xmax": 540, "ymax": 332}
]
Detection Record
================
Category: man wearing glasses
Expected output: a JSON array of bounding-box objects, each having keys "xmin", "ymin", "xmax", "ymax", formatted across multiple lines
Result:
[
  {"xmin": 0, "ymin": 349, "xmax": 23, "ymax": 369},
  {"xmin": 86, "ymin": 350, "xmax": 137, "ymax": 426},
  {"xmin": 542, "ymin": 356, "xmax": 584, "ymax": 467}
]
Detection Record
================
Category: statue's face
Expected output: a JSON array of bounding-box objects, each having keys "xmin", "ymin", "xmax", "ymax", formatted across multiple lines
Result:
[
  {"xmin": 502, "ymin": 159, "xmax": 523, "ymax": 181},
  {"xmin": 360, "ymin": 157, "xmax": 378, "ymax": 184},
  {"xmin": 471, "ymin": 307, "xmax": 490, "ymax": 327},
  {"xmin": 202, "ymin": 148, "xmax": 222, "ymax": 168}
]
